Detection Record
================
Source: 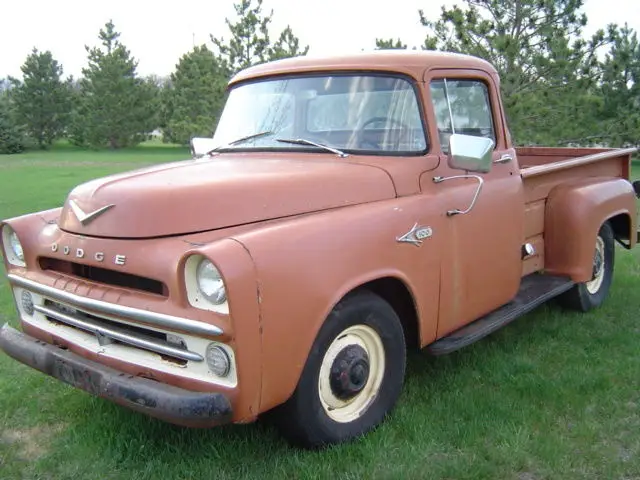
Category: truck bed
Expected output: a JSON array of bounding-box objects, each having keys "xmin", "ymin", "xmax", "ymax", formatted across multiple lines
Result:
[
  {"xmin": 518, "ymin": 146, "xmax": 635, "ymax": 177},
  {"xmin": 518, "ymin": 146, "xmax": 638, "ymax": 277},
  {"xmin": 517, "ymin": 146, "xmax": 628, "ymax": 168}
]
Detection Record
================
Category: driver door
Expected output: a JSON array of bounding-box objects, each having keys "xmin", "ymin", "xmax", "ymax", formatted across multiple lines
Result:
[{"xmin": 423, "ymin": 71, "xmax": 525, "ymax": 337}]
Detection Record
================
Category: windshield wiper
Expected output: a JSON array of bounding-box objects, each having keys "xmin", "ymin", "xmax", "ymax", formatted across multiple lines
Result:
[
  {"xmin": 206, "ymin": 130, "xmax": 274, "ymax": 156},
  {"xmin": 275, "ymin": 138, "xmax": 349, "ymax": 158}
]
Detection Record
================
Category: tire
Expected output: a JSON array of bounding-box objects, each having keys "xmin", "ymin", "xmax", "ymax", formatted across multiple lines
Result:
[
  {"xmin": 272, "ymin": 290, "xmax": 406, "ymax": 449},
  {"xmin": 559, "ymin": 221, "xmax": 615, "ymax": 312}
]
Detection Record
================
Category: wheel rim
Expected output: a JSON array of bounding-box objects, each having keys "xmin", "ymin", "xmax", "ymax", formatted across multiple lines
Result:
[
  {"xmin": 586, "ymin": 236, "xmax": 605, "ymax": 294},
  {"xmin": 318, "ymin": 324, "xmax": 386, "ymax": 423}
]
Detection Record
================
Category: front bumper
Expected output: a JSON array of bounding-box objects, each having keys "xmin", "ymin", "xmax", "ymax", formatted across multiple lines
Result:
[{"xmin": 0, "ymin": 323, "xmax": 233, "ymax": 427}]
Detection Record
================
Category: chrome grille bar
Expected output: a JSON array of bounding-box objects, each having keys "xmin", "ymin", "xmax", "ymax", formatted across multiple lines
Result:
[
  {"xmin": 34, "ymin": 304, "xmax": 203, "ymax": 363},
  {"xmin": 8, "ymin": 274, "xmax": 222, "ymax": 337}
]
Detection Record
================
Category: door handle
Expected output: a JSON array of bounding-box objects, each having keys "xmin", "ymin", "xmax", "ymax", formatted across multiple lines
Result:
[{"xmin": 494, "ymin": 154, "xmax": 513, "ymax": 164}]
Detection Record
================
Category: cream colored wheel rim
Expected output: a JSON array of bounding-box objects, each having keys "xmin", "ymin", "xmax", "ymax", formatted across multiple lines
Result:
[
  {"xmin": 318, "ymin": 324, "xmax": 386, "ymax": 423},
  {"xmin": 586, "ymin": 236, "xmax": 605, "ymax": 294}
]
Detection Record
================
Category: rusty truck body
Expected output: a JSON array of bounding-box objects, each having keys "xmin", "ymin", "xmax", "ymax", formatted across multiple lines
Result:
[{"xmin": 1, "ymin": 51, "xmax": 639, "ymax": 448}]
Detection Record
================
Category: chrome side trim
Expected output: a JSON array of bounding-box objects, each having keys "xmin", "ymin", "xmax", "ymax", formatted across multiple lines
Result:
[
  {"xmin": 34, "ymin": 304, "xmax": 203, "ymax": 362},
  {"xmin": 8, "ymin": 274, "xmax": 223, "ymax": 337},
  {"xmin": 396, "ymin": 222, "xmax": 433, "ymax": 247}
]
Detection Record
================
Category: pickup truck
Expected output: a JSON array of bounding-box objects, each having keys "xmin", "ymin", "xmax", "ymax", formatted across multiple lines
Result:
[{"xmin": 1, "ymin": 51, "xmax": 639, "ymax": 449}]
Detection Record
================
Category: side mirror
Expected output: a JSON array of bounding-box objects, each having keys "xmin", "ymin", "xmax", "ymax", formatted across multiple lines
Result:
[
  {"xmin": 447, "ymin": 133, "xmax": 494, "ymax": 173},
  {"xmin": 190, "ymin": 137, "xmax": 218, "ymax": 158}
]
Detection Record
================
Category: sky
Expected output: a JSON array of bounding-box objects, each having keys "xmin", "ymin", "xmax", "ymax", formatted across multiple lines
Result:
[{"xmin": 1, "ymin": 0, "xmax": 639, "ymax": 80}]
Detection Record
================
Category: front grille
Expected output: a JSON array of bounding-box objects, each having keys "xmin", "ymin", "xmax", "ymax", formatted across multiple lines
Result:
[
  {"xmin": 39, "ymin": 257, "xmax": 168, "ymax": 297},
  {"xmin": 38, "ymin": 299, "xmax": 202, "ymax": 366}
]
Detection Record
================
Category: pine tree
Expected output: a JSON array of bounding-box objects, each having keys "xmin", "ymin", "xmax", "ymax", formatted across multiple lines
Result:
[
  {"xmin": 9, "ymin": 49, "xmax": 71, "ymax": 149},
  {"xmin": 211, "ymin": 0, "xmax": 308, "ymax": 75},
  {"xmin": 419, "ymin": 0, "xmax": 616, "ymax": 145},
  {"xmin": 0, "ymin": 94, "xmax": 27, "ymax": 154},
  {"xmin": 374, "ymin": 38, "xmax": 408, "ymax": 50},
  {"xmin": 597, "ymin": 24, "xmax": 640, "ymax": 147},
  {"xmin": 0, "ymin": 78, "xmax": 11, "ymax": 93},
  {"xmin": 268, "ymin": 26, "xmax": 310, "ymax": 61},
  {"xmin": 161, "ymin": 45, "xmax": 228, "ymax": 145},
  {"xmin": 70, "ymin": 20, "xmax": 158, "ymax": 149}
]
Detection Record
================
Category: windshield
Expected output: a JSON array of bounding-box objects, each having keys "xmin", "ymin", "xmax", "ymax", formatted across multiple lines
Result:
[{"xmin": 212, "ymin": 74, "xmax": 428, "ymax": 155}]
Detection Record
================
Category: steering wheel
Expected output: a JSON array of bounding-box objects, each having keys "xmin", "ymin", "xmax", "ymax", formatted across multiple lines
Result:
[{"xmin": 356, "ymin": 116, "xmax": 411, "ymax": 149}]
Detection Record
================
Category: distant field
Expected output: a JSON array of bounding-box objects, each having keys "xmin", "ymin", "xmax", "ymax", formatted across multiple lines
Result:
[
  {"xmin": 0, "ymin": 142, "xmax": 190, "ymax": 219},
  {"xmin": 0, "ymin": 148, "xmax": 639, "ymax": 479}
]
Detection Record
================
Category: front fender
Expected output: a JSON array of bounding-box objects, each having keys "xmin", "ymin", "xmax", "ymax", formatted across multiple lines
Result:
[
  {"xmin": 544, "ymin": 177, "xmax": 636, "ymax": 282},
  {"xmin": 1, "ymin": 208, "xmax": 63, "ymax": 272},
  {"xmin": 178, "ymin": 238, "xmax": 262, "ymax": 423},
  {"xmin": 232, "ymin": 197, "xmax": 443, "ymax": 413}
]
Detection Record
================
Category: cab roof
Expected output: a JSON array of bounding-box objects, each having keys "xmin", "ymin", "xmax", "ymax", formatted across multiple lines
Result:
[{"xmin": 229, "ymin": 50, "xmax": 497, "ymax": 86}]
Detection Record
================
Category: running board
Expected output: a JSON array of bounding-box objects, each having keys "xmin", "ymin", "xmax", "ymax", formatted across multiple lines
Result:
[{"xmin": 427, "ymin": 274, "xmax": 575, "ymax": 356}]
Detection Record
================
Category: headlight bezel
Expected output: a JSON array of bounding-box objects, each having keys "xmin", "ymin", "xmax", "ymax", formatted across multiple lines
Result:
[
  {"xmin": 184, "ymin": 254, "xmax": 229, "ymax": 314},
  {"xmin": 2, "ymin": 225, "xmax": 26, "ymax": 267}
]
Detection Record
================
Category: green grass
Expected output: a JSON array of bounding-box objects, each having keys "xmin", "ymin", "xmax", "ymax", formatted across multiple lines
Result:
[
  {"xmin": 0, "ymin": 141, "xmax": 190, "ymax": 219},
  {"xmin": 0, "ymin": 149, "xmax": 639, "ymax": 479}
]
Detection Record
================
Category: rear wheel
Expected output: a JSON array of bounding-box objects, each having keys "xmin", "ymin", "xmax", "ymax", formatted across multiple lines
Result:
[
  {"xmin": 559, "ymin": 221, "xmax": 615, "ymax": 312},
  {"xmin": 272, "ymin": 290, "xmax": 406, "ymax": 448}
]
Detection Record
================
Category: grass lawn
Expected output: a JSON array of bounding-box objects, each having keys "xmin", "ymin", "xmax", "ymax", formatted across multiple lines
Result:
[{"xmin": 0, "ymin": 147, "xmax": 639, "ymax": 479}]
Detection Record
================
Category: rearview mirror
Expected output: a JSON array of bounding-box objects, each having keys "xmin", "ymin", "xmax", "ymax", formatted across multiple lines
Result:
[
  {"xmin": 447, "ymin": 133, "xmax": 494, "ymax": 173},
  {"xmin": 190, "ymin": 137, "xmax": 218, "ymax": 158}
]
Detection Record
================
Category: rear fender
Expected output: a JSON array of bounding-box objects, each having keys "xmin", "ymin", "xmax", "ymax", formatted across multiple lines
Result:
[{"xmin": 544, "ymin": 177, "xmax": 636, "ymax": 282}]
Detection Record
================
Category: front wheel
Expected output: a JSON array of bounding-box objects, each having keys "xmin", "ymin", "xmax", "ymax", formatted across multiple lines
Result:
[
  {"xmin": 559, "ymin": 221, "xmax": 615, "ymax": 312},
  {"xmin": 272, "ymin": 290, "xmax": 406, "ymax": 448}
]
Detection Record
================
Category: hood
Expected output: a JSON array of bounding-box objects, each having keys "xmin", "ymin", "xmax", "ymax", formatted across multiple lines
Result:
[{"xmin": 58, "ymin": 154, "xmax": 396, "ymax": 238}]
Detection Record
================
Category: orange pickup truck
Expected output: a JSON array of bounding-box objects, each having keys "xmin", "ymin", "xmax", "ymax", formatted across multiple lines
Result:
[{"xmin": 1, "ymin": 51, "xmax": 639, "ymax": 449}]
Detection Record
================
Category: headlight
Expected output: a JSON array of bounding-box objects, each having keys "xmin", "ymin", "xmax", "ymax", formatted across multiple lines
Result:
[
  {"xmin": 196, "ymin": 259, "xmax": 227, "ymax": 305},
  {"xmin": 2, "ymin": 225, "xmax": 26, "ymax": 267},
  {"xmin": 9, "ymin": 231, "xmax": 23, "ymax": 260}
]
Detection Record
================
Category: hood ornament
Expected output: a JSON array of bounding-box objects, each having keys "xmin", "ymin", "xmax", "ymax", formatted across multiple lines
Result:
[
  {"xmin": 397, "ymin": 222, "xmax": 433, "ymax": 247},
  {"xmin": 69, "ymin": 200, "xmax": 115, "ymax": 226}
]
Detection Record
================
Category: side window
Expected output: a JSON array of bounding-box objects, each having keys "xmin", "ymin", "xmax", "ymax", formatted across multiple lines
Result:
[{"xmin": 429, "ymin": 79, "xmax": 495, "ymax": 153}]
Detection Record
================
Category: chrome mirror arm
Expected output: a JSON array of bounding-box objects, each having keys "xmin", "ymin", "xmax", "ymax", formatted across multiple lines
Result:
[{"xmin": 433, "ymin": 175, "xmax": 484, "ymax": 216}]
